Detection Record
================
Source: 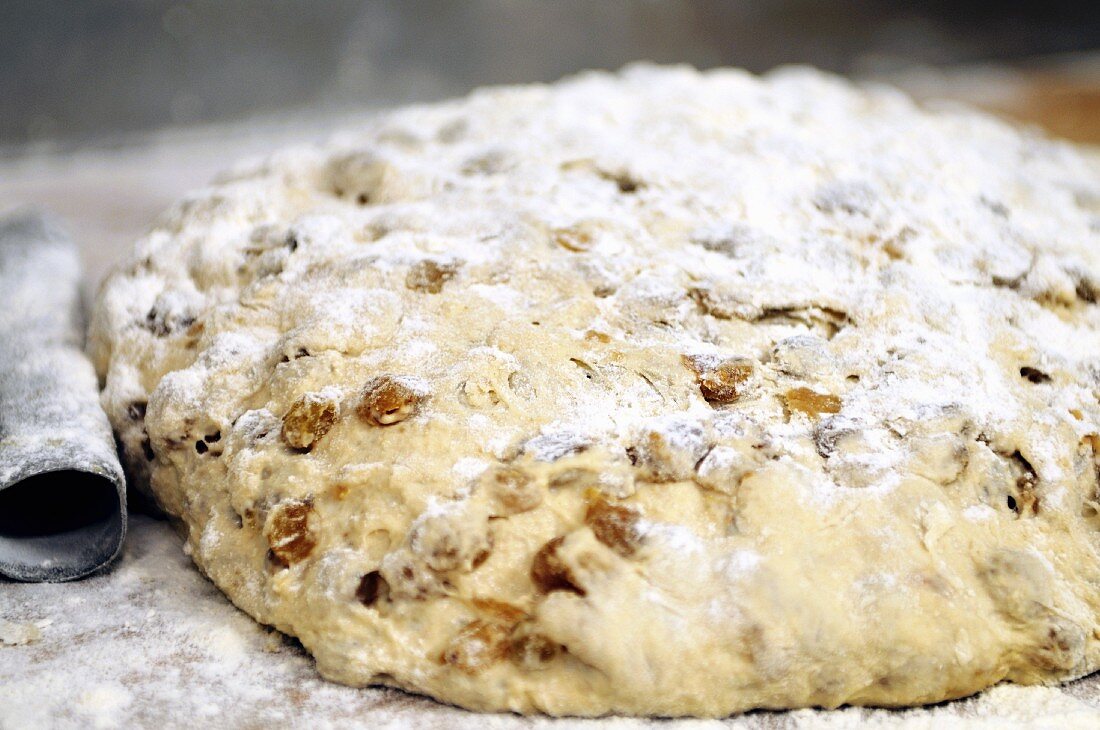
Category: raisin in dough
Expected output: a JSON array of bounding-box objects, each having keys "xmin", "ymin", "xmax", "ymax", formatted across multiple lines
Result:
[{"xmin": 90, "ymin": 66, "xmax": 1100, "ymax": 717}]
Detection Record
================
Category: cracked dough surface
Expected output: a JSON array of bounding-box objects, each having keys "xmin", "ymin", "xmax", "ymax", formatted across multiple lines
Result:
[{"xmin": 90, "ymin": 65, "xmax": 1100, "ymax": 717}]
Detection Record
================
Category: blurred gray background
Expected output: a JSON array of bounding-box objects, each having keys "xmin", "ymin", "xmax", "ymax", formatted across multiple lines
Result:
[
  {"xmin": 4, "ymin": 0, "xmax": 1100, "ymax": 151},
  {"xmin": 3, "ymin": 0, "xmax": 1099, "ymax": 283}
]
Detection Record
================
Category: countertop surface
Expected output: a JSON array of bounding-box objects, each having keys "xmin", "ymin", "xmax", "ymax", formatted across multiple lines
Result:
[{"xmin": 2, "ymin": 73, "xmax": 1100, "ymax": 728}]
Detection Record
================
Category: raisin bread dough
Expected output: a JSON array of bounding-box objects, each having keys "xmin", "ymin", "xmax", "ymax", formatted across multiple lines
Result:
[{"xmin": 90, "ymin": 65, "xmax": 1100, "ymax": 717}]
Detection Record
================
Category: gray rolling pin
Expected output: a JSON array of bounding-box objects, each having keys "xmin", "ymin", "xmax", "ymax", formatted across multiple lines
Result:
[{"xmin": 0, "ymin": 210, "xmax": 126, "ymax": 581}]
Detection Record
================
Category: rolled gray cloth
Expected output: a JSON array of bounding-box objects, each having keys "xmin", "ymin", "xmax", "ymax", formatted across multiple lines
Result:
[{"xmin": 0, "ymin": 210, "xmax": 126, "ymax": 582}]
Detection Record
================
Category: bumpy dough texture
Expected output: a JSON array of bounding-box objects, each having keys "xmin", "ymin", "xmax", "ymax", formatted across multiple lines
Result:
[{"xmin": 91, "ymin": 66, "xmax": 1100, "ymax": 717}]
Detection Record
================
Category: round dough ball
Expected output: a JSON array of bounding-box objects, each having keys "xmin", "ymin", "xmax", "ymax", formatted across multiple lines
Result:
[{"xmin": 91, "ymin": 65, "xmax": 1100, "ymax": 717}]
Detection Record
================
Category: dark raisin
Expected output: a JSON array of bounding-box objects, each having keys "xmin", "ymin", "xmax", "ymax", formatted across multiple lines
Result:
[
  {"xmin": 615, "ymin": 177, "xmax": 639, "ymax": 193},
  {"xmin": 356, "ymin": 571, "xmax": 389, "ymax": 606},
  {"xmin": 602, "ymin": 170, "xmax": 641, "ymax": 194},
  {"xmin": 1076, "ymin": 274, "xmax": 1098, "ymax": 304},
  {"xmin": 1020, "ymin": 367, "xmax": 1051, "ymax": 384},
  {"xmin": 625, "ymin": 446, "xmax": 639, "ymax": 466}
]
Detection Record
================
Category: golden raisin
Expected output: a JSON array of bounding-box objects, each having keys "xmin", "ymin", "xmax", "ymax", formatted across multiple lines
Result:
[
  {"xmin": 266, "ymin": 499, "xmax": 317, "ymax": 566},
  {"xmin": 682, "ymin": 355, "xmax": 755, "ymax": 404},
  {"xmin": 356, "ymin": 571, "xmax": 389, "ymax": 606},
  {"xmin": 688, "ymin": 287, "xmax": 738, "ymax": 320},
  {"xmin": 482, "ymin": 465, "xmax": 541, "ymax": 515},
  {"xmin": 547, "ymin": 467, "xmax": 599, "ymax": 490},
  {"xmin": 406, "ymin": 260, "xmax": 459, "ymax": 294},
  {"xmin": 784, "ymin": 387, "xmax": 842, "ymax": 417},
  {"xmin": 439, "ymin": 620, "xmax": 511, "ymax": 674},
  {"xmin": 471, "ymin": 541, "xmax": 493, "ymax": 570},
  {"xmin": 358, "ymin": 375, "xmax": 424, "ymax": 426},
  {"xmin": 509, "ymin": 632, "xmax": 561, "ymax": 670},
  {"xmin": 281, "ymin": 392, "xmax": 338, "ymax": 450},
  {"xmin": 471, "ymin": 598, "xmax": 527, "ymax": 623},
  {"xmin": 552, "ymin": 225, "xmax": 594, "ymax": 252},
  {"xmin": 585, "ymin": 497, "xmax": 643, "ymax": 557},
  {"xmin": 530, "ymin": 537, "xmax": 585, "ymax": 595}
]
